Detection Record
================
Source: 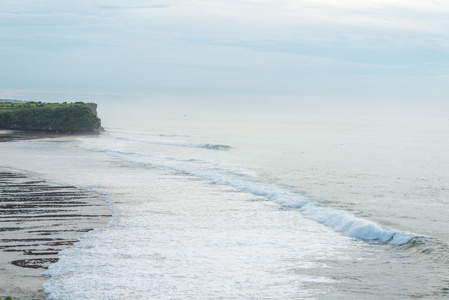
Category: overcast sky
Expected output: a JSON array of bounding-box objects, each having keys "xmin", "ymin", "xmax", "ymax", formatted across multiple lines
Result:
[{"xmin": 1, "ymin": 0, "xmax": 448, "ymax": 115}]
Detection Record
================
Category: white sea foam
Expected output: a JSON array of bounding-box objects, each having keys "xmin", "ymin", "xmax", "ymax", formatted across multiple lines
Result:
[
  {"xmin": 3, "ymin": 115, "xmax": 447, "ymax": 299},
  {"xmin": 79, "ymin": 138, "xmax": 417, "ymax": 245},
  {"xmin": 299, "ymin": 203, "xmax": 416, "ymax": 245},
  {"xmin": 109, "ymin": 131, "xmax": 232, "ymax": 150},
  {"xmin": 41, "ymin": 158, "xmax": 351, "ymax": 299},
  {"xmin": 114, "ymin": 136, "xmax": 231, "ymax": 150}
]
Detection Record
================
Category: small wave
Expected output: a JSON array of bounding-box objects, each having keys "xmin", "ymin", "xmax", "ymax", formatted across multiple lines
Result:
[
  {"xmin": 113, "ymin": 136, "xmax": 232, "ymax": 151},
  {"xmin": 105, "ymin": 128, "xmax": 178, "ymax": 138},
  {"xmin": 200, "ymin": 144, "xmax": 232, "ymax": 150},
  {"xmin": 399, "ymin": 236, "xmax": 449, "ymax": 262},
  {"xmin": 299, "ymin": 203, "xmax": 417, "ymax": 245},
  {"xmin": 79, "ymin": 141, "xmax": 417, "ymax": 246}
]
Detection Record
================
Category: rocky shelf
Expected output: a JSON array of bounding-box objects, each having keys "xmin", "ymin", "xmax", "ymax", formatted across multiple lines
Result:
[{"xmin": 0, "ymin": 169, "xmax": 111, "ymax": 299}]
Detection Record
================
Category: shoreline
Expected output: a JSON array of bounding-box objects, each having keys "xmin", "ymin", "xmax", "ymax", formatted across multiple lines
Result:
[
  {"xmin": 0, "ymin": 130, "xmax": 64, "ymax": 143},
  {"xmin": 0, "ymin": 167, "xmax": 112, "ymax": 299},
  {"xmin": 0, "ymin": 129, "xmax": 100, "ymax": 143}
]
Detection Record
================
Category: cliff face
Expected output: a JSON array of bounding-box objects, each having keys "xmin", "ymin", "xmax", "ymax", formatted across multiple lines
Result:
[
  {"xmin": 85, "ymin": 103, "xmax": 98, "ymax": 116},
  {"xmin": 0, "ymin": 102, "xmax": 102, "ymax": 134}
]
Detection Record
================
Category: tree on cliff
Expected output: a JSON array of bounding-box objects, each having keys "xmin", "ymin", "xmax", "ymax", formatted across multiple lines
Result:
[{"xmin": 0, "ymin": 102, "xmax": 101, "ymax": 133}]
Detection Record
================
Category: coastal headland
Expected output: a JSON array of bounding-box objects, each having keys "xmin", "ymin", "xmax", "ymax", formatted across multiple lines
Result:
[
  {"xmin": 0, "ymin": 101, "xmax": 102, "ymax": 134},
  {"xmin": 0, "ymin": 167, "xmax": 112, "ymax": 299},
  {"xmin": 1, "ymin": 101, "xmax": 107, "ymax": 298}
]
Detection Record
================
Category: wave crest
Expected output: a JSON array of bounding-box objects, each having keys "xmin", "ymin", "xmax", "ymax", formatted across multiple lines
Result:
[
  {"xmin": 399, "ymin": 237, "xmax": 449, "ymax": 262},
  {"xmin": 79, "ymin": 140, "xmax": 418, "ymax": 246},
  {"xmin": 114, "ymin": 136, "xmax": 232, "ymax": 151},
  {"xmin": 300, "ymin": 203, "xmax": 417, "ymax": 245},
  {"xmin": 200, "ymin": 144, "xmax": 232, "ymax": 150}
]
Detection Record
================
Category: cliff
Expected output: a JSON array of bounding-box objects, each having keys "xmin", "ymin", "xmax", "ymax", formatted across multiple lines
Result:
[{"xmin": 0, "ymin": 101, "xmax": 103, "ymax": 134}]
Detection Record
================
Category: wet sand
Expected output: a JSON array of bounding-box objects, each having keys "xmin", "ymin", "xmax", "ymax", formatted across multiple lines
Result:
[
  {"xmin": 0, "ymin": 168, "xmax": 112, "ymax": 299},
  {"xmin": 0, "ymin": 130, "xmax": 73, "ymax": 143}
]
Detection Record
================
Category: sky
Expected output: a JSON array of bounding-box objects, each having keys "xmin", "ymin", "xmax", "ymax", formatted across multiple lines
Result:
[{"xmin": 1, "ymin": 0, "xmax": 449, "ymax": 116}]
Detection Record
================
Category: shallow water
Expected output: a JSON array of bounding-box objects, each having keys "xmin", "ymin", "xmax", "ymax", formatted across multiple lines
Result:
[{"xmin": 1, "ymin": 114, "xmax": 449, "ymax": 298}]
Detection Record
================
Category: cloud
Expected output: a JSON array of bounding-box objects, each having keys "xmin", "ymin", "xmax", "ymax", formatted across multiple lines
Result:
[
  {"xmin": 1, "ymin": 0, "xmax": 448, "ymax": 115},
  {"xmin": 97, "ymin": 4, "xmax": 170, "ymax": 10}
]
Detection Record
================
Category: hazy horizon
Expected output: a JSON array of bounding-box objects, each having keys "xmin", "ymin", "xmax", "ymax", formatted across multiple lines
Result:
[{"xmin": 1, "ymin": 0, "xmax": 448, "ymax": 117}]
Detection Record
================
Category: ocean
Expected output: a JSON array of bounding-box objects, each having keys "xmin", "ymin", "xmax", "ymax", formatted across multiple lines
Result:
[{"xmin": 1, "ymin": 113, "xmax": 448, "ymax": 299}]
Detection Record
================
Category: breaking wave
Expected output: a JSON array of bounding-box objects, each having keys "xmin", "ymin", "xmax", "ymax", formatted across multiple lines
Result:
[
  {"xmin": 113, "ymin": 135, "xmax": 232, "ymax": 150},
  {"xmin": 398, "ymin": 236, "xmax": 449, "ymax": 263},
  {"xmin": 79, "ymin": 139, "xmax": 418, "ymax": 246}
]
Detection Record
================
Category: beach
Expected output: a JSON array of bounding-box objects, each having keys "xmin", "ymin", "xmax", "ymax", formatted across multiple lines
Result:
[
  {"xmin": 2, "ymin": 0, "xmax": 448, "ymax": 298},
  {"xmin": 0, "ymin": 132, "xmax": 111, "ymax": 299},
  {"xmin": 1, "ymin": 116, "xmax": 449, "ymax": 298},
  {"xmin": 0, "ymin": 130, "xmax": 63, "ymax": 143}
]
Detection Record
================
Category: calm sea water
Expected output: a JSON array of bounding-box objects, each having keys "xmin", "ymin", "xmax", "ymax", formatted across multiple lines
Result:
[{"xmin": 1, "ymin": 114, "xmax": 448, "ymax": 299}]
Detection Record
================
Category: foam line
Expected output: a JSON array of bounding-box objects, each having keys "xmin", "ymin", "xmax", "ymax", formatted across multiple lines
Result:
[
  {"xmin": 79, "ymin": 141, "xmax": 417, "ymax": 245},
  {"xmin": 113, "ymin": 135, "xmax": 232, "ymax": 150}
]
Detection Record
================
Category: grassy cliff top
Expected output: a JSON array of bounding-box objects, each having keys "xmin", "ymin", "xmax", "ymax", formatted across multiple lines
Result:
[
  {"xmin": 0, "ymin": 101, "xmax": 96, "ymax": 112},
  {"xmin": 0, "ymin": 101, "xmax": 101, "ymax": 134}
]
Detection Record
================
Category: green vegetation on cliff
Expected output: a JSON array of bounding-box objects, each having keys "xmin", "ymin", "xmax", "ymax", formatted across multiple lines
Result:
[{"xmin": 0, "ymin": 101, "xmax": 102, "ymax": 133}]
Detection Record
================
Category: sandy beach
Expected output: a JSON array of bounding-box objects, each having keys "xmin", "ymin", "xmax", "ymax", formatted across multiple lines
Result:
[
  {"xmin": 0, "ymin": 130, "xmax": 63, "ymax": 143},
  {"xmin": 0, "ymin": 134, "xmax": 112, "ymax": 299}
]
